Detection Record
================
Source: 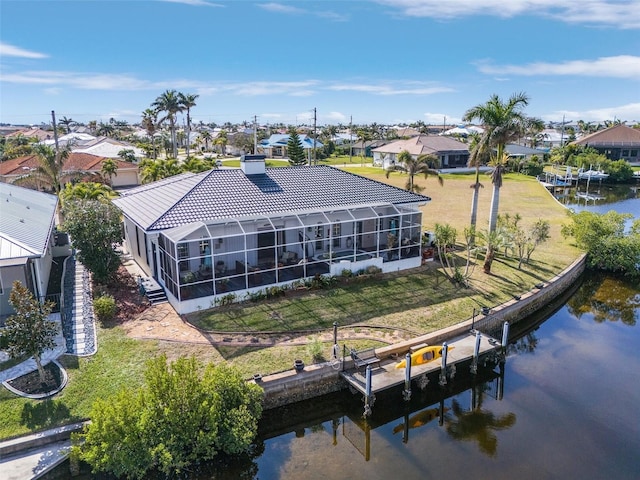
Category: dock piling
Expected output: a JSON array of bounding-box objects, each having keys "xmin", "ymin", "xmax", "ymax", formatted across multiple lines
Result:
[
  {"xmin": 364, "ymin": 365, "xmax": 373, "ymax": 417},
  {"xmin": 470, "ymin": 331, "xmax": 482, "ymax": 374},
  {"xmin": 501, "ymin": 322, "xmax": 510, "ymax": 348},
  {"xmin": 403, "ymin": 353, "xmax": 412, "ymax": 401},
  {"xmin": 439, "ymin": 342, "xmax": 448, "ymax": 386}
]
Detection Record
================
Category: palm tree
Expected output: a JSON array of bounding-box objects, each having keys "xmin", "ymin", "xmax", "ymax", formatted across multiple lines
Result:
[
  {"xmin": 59, "ymin": 116, "xmax": 75, "ymax": 134},
  {"xmin": 463, "ymin": 92, "xmax": 530, "ymax": 233},
  {"xmin": 198, "ymin": 130, "xmax": 212, "ymax": 152},
  {"xmin": 214, "ymin": 130, "xmax": 228, "ymax": 155},
  {"xmin": 101, "ymin": 158, "xmax": 118, "ymax": 186},
  {"xmin": 152, "ymin": 89, "xmax": 184, "ymax": 158},
  {"xmin": 139, "ymin": 158, "xmax": 182, "ymax": 184},
  {"xmin": 523, "ymin": 117, "xmax": 545, "ymax": 148},
  {"xmin": 356, "ymin": 128, "xmax": 372, "ymax": 166},
  {"xmin": 96, "ymin": 122, "xmax": 115, "ymax": 138},
  {"xmin": 30, "ymin": 143, "xmax": 71, "ymax": 198},
  {"xmin": 141, "ymin": 108, "xmax": 159, "ymax": 159},
  {"xmin": 60, "ymin": 182, "xmax": 116, "ymax": 205},
  {"xmin": 385, "ymin": 151, "xmax": 442, "ymax": 193},
  {"xmin": 179, "ymin": 92, "xmax": 199, "ymax": 158}
]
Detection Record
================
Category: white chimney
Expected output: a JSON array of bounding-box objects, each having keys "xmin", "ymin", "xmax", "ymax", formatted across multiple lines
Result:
[{"xmin": 240, "ymin": 154, "xmax": 266, "ymax": 175}]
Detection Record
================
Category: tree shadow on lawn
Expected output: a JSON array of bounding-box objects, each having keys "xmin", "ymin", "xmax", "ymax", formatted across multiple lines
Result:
[{"xmin": 20, "ymin": 399, "xmax": 80, "ymax": 431}]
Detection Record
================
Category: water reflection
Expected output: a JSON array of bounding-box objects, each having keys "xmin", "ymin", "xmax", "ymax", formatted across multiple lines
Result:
[{"xmin": 566, "ymin": 273, "xmax": 639, "ymax": 326}]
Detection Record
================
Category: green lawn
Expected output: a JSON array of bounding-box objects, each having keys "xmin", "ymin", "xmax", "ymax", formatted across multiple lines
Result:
[{"xmin": 0, "ymin": 169, "xmax": 582, "ymax": 441}]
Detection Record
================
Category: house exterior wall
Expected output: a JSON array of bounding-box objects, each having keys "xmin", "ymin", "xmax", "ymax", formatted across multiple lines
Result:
[
  {"xmin": 0, "ymin": 264, "xmax": 28, "ymax": 318},
  {"xmin": 123, "ymin": 217, "xmax": 151, "ymax": 277},
  {"xmin": 111, "ymin": 170, "xmax": 140, "ymax": 188}
]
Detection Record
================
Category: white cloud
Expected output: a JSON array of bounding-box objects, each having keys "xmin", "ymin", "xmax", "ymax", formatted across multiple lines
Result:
[
  {"xmin": 1, "ymin": 71, "xmax": 152, "ymax": 90},
  {"xmin": 258, "ymin": 2, "xmax": 304, "ymax": 14},
  {"xmin": 376, "ymin": 0, "xmax": 640, "ymax": 29},
  {"xmin": 158, "ymin": 0, "xmax": 223, "ymax": 6},
  {"xmin": 542, "ymin": 102, "xmax": 640, "ymax": 123},
  {"xmin": 476, "ymin": 55, "xmax": 640, "ymax": 79},
  {"xmin": 0, "ymin": 42, "xmax": 48, "ymax": 59},
  {"xmin": 223, "ymin": 81, "xmax": 320, "ymax": 96},
  {"xmin": 324, "ymin": 111, "xmax": 349, "ymax": 123},
  {"xmin": 258, "ymin": 2, "xmax": 348, "ymax": 21},
  {"xmin": 328, "ymin": 82, "xmax": 454, "ymax": 95},
  {"xmin": 423, "ymin": 112, "xmax": 462, "ymax": 125}
]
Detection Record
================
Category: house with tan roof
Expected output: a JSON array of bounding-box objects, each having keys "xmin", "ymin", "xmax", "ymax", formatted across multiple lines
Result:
[
  {"xmin": 5, "ymin": 127, "xmax": 54, "ymax": 142},
  {"xmin": 571, "ymin": 124, "xmax": 640, "ymax": 164},
  {"xmin": 372, "ymin": 135, "xmax": 470, "ymax": 169},
  {"xmin": 0, "ymin": 153, "xmax": 140, "ymax": 188},
  {"xmin": 113, "ymin": 155, "xmax": 431, "ymax": 314}
]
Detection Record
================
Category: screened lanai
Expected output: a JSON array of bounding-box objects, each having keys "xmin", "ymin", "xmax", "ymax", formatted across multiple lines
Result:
[{"xmin": 157, "ymin": 203, "xmax": 423, "ymax": 302}]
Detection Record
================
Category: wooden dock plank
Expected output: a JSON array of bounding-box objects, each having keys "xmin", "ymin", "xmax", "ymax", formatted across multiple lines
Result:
[{"xmin": 341, "ymin": 332, "xmax": 499, "ymax": 395}]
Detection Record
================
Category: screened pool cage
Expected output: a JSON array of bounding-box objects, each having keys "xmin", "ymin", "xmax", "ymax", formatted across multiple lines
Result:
[{"xmin": 157, "ymin": 204, "xmax": 423, "ymax": 302}]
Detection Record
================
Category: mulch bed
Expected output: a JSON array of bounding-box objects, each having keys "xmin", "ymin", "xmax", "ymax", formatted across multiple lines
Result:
[
  {"xmin": 7, "ymin": 362, "xmax": 62, "ymax": 395},
  {"xmin": 96, "ymin": 266, "xmax": 151, "ymax": 325}
]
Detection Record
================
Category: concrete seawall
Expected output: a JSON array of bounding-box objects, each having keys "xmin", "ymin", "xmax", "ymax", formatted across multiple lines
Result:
[{"xmin": 259, "ymin": 254, "xmax": 587, "ymax": 410}]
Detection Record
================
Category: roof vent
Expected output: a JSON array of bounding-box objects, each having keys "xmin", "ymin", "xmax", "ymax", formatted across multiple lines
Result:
[{"xmin": 240, "ymin": 154, "xmax": 266, "ymax": 175}]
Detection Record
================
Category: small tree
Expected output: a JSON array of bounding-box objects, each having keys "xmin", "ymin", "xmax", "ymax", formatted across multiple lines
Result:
[
  {"xmin": 287, "ymin": 128, "xmax": 306, "ymax": 166},
  {"xmin": 63, "ymin": 199, "xmax": 122, "ymax": 284},
  {"xmin": 5, "ymin": 281, "xmax": 58, "ymax": 383}
]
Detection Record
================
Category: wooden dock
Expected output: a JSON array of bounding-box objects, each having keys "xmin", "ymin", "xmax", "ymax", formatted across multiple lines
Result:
[{"xmin": 341, "ymin": 331, "xmax": 500, "ymax": 396}]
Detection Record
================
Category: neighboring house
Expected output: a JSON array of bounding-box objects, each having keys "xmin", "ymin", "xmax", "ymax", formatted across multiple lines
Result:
[
  {"xmin": 259, "ymin": 134, "xmax": 324, "ymax": 159},
  {"xmin": 0, "ymin": 153, "xmax": 140, "ymax": 188},
  {"xmin": 504, "ymin": 144, "xmax": 548, "ymax": 161},
  {"xmin": 113, "ymin": 155, "xmax": 430, "ymax": 314},
  {"xmin": 351, "ymin": 140, "xmax": 388, "ymax": 158},
  {"xmin": 537, "ymin": 129, "xmax": 565, "ymax": 150},
  {"xmin": 372, "ymin": 135, "xmax": 469, "ymax": 169},
  {"xmin": 571, "ymin": 124, "xmax": 640, "ymax": 164},
  {"xmin": 73, "ymin": 137, "xmax": 145, "ymax": 160},
  {"xmin": 441, "ymin": 125, "xmax": 484, "ymax": 138},
  {"xmin": 5, "ymin": 127, "xmax": 54, "ymax": 142},
  {"xmin": 0, "ymin": 183, "xmax": 60, "ymax": 321},
  {"xmin": 42, "ymin": 132, "xmax": 96, "ymax": 148}
]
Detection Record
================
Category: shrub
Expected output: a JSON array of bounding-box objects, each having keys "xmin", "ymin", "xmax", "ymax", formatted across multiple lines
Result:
[
  {"xmin": 307, "ymin": 336, "xmax": 325, "ymax": 362},
  {"xmin": 340, "ymin": 269, "xmax": 353, "ymax": 278},
  {"xmin": 93, "ymin": 294, "xmax": 117, "ymax": 322}
]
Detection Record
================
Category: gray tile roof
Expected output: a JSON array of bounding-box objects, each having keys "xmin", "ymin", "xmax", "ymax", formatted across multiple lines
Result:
[
  {"xmin": 113, "ymin": 165, "xmax": 431, "ymax": 231},
  {"xmin": 0, "ymin": 183, "xmax": 58, "ymax": 259}
]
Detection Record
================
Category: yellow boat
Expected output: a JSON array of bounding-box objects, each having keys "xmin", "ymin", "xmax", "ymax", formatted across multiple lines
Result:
[{"xmin": 395, "ymin": 345, "xmax": 454, "ymax": 369}]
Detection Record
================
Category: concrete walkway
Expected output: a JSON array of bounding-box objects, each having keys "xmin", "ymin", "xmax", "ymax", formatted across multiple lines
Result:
[{"xmin": 0, "ymin": 422, "xmax": 87, "ymax": 480}]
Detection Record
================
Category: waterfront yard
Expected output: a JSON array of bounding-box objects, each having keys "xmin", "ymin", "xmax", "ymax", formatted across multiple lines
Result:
[{"xmin": 0, "ymin": 170, "xmax": 582, "ymax": 440}]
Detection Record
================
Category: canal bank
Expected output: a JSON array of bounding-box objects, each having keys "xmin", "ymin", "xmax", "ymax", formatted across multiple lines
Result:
[{"xmin": 257, "ymin": 254, "xmax": 586, "ymax": 409}]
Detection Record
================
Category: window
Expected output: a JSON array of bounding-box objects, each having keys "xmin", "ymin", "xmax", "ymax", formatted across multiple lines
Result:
[
  {"xmin": 177, "ymin": 244, "xmax": 189, "ymax": 272},
  {"xmin": 332, "ymin": 223, "xmax": 341, "ymax": 248}
]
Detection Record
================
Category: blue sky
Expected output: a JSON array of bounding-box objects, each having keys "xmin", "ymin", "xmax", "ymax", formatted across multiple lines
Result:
[{"xmin": 1, "ymin": 0, "xmax": 639, "ymax": 127}]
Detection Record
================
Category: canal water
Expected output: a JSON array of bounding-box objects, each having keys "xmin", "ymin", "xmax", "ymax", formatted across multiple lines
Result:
[{"xmin": 47, "ymin": 185, "xmax": 640, "ymax": 479}]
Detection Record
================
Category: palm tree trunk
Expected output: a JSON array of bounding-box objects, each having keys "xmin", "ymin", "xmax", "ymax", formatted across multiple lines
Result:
[
  {"xmin": 170, "ymin": 118, "xmax": 178, "ymax": 158},
  {"xmin": 483, "ymin": 245, "xmax": 495, "ymax": 274},
  {"xmin": 185, "ymin": 112, "xmax": 191, "ymax": 158},
  {"xmin": 488, "ymin": 185, "xmax": 500, "ymax": 233}
]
